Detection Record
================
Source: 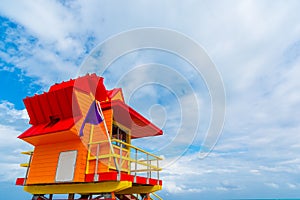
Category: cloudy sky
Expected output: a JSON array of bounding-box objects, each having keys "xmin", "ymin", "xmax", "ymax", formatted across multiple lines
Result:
[{"xmin": 1, "ymin": 1, "xmax": 300, "ymax": 199}]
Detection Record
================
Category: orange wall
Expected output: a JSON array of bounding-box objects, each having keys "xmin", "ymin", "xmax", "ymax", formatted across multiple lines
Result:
[
  {"xmin": 74, "ymin": 90, "xmax": 113, "ymax": 141},
  {"xmin": 27, "ymin": 139, "xmax": 87, "ymax": 185},
  {"xmin": 22, "ymin": 127, "xmax": 79, "ymax": 146},
  {"xmin": 85, "ymin": 112, "xmax": 114, "ymax": 175}
]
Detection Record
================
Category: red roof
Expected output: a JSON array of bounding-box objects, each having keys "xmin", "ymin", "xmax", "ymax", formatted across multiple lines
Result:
[
  {"xmin": 18, "ymin": 74, "xmax": 163, "ymax": 139},
  {"xmin": 18, "ymin": 85, "xmax": 82, "ymax": 139},
  {"xmin": 101, "ymin": 100, "xmax": 163, "ymax": 139},
  {"xmin": 49, "ymin": 73, "xmax": 108, "ymax": 102},
  {"xmin": 18, "ymin": 116, "xmax": 81, "ymax": 139},
  {"xmin": 23, "ymin": 86, "xmax": 81, "ymax": 125},
  {"xmin": 106, "ymin": 88, "xmax": 124, "ymax": 100}
]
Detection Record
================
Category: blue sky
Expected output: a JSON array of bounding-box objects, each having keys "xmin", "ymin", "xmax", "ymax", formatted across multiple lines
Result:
[{"xmin": 1, "ymin": 1, "xmax": 300, "ymax": 199}]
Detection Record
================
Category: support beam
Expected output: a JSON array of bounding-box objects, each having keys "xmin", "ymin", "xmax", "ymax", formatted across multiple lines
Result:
[
  {"xmin": 116, "ymin": 185, "xmax": 162, "ymax": 195},
  {"xmin": 68, "ymin": 193, "xmax": 74, "ymax": 200},
  {"xmin": 24, "ymin": 181, "xmax": 132, "ymax": 195},
  {"xmin": 111, "ymin": 192, "xmax": 116, "ymax": 200}
]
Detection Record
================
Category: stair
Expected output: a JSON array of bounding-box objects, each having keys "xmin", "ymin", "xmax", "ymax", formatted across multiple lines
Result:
[{"xmin": 150, "ymin": 192, "xmax": 162, "ymax": 200}]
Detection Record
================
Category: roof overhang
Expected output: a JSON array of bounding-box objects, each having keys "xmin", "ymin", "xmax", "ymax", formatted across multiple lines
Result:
[
  {"xmin": 101, "ymin": 100, "xmax": 163, "ymax": 139},
  {"xmin": 18, "ymin": 116, "xmax": 81, "ymax": 140}
]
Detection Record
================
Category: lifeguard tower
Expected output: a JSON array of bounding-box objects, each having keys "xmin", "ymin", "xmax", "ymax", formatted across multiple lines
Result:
[{"xmin": 16, "ymin": 74, "xmax": 163, "ymax": 200}]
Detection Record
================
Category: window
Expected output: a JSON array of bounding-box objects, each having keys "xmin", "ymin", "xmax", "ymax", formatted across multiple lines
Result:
[
  {"xmin": 45, "ymin": 115, "xmax": 60, "ymax": 128},
  {"xmin": 112, "ymin": 124, "xmax": 128, "ymax": 148}
]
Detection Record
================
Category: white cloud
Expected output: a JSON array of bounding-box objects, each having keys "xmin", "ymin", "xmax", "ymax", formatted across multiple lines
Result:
[
  {"xmin": 265, "ymin": 182, "xmax": 279, "ymax": 189},
  {"xmin": 0, "ymin": 163, "xmax": 26, "ymax": 182},
  {"xmin": 0, "ymin": 124, "xmax": 32, "ymax": 182},
  {"xmin": 1, "ymin": 0, "xmax": 300, "ymax": 199},
  {"xmin": 0, "ymin": 124, "xmax": 22, "ymax": 146},
  {"xmin": 0, "ymin": 0, "xmax": 76, "ymax": 44},
  {"xmin": 160, "ymin": 143, "xmax": 300, "ymax": 197},
  {"xmin": 0, "ymin": 101, "xmax": 33, "ymax": 183},
  {"xmin": 163, "ymin": 180, "xmax": 184, "ymax": 194},
  {"xmin": 287, "ymin": 183, "xmax": 297, "ymax": 189},
  {"xmin": 0, "ymin": 101, "xmax": 30, "ymax": 132},
  {"xmin": 249, "ymin": 169, "xmax": 260, "ymax": 175},
  {"xmin": 0, "ymin": 101, "xmax": 28, "ymax": 121}
]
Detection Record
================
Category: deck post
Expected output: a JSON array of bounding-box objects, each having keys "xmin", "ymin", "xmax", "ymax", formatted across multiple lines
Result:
[
  {"xmin": 141, "ymin": 193, "xmax": 150, "ymax": 200},
  {"xmin": 118, "ymin": 144, "xmax": 122, "ymax": 181},
  {"xmin": 157, "ymin": 158, "xmax": 160, "ymax": 184},
  {"xmin": 134, "ymin": 149, "xmax": 137, "ymax": 183},
  {"xmin": 146, "ymin": 193, "xmax": 150, "ymax": 200},
  {"xmin": 68, "ymin": 193, "xmax": 75, "ymax": 200},
  {"xmin": 111, "ymin": 192, "xmax": 116, "ymax": 200},
  {"xmin": 147, "ymin": 154, "xmax": 149, "ymax": 179},
  {"xmin": 149, "ymin": 159, "xmax": 152, "ymax": 178},
  {"xmin": 94, "ymin": 143, "xmax": 100, "ymax": 181}
]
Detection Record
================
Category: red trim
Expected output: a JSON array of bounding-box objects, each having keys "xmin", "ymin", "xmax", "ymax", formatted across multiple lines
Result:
[
  {"xmin": 135, "ymin": 176, "xmax": 147, "ymax": 184},
  {"xmin": 17, "ymin": 174, "xmax": 162, "ymax": 186},
  {"xmin": 16, "ymin": 178, "xmax": 25, "ymax": 186},
  {"xmin": 85, "ymin": 172, "xmax": 162, "ymax": 186}
]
